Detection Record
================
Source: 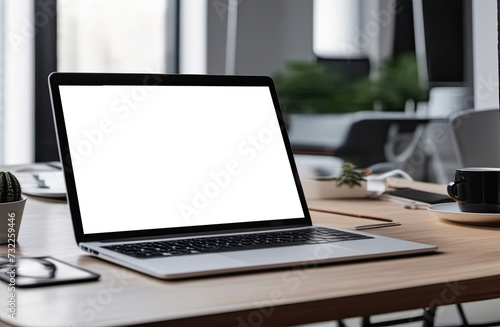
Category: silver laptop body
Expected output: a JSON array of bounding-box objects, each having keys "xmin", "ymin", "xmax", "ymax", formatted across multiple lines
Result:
[{"xmin": 49, "ymin": 73, "xmax": 437, "ymax": 279}]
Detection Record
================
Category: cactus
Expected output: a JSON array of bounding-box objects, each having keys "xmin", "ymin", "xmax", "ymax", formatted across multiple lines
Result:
[
  {"xmin": 336, "ymin": 162, "xmax": 364, "ymax": 188},
  {"xmin": 0, "ymin": 172, "xmax": 22, "ymax": 203}
]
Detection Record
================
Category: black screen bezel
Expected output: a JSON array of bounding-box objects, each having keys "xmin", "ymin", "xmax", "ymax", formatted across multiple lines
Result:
[{"xmin": 48, "ymin": 73, "xmax": 312, "ymax": 243}]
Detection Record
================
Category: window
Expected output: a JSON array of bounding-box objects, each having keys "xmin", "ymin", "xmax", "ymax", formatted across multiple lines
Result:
[
  {"xmin": 2, "ymin": 1, "xmax": 35, "ymax": 164},
  {"xmin": 28, "ymin": 0, "xmax": 177, "ymax": 162},
  {"xmin": 57, "ymin": 0, "xmax": 171, "ymax": 73},
  {"xmin": 313, "ymin": 0, "xmax": 361, "ymax": 58}
]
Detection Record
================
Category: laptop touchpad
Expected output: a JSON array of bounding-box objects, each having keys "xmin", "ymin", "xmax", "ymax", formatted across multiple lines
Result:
[{"xmin": 221, "ymin": 245, "xmax": 362, "ymax": 266}]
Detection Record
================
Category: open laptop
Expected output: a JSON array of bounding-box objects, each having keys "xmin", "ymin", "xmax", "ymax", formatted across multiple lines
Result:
[{"xmin": 49, "ymin": 73, "xmax": 437, "ymax": 279}]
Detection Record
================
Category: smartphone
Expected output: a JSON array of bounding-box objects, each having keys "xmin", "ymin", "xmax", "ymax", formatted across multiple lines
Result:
[
  {"xmin": 388, "ymin": 188, "xmax": 454, "ymax": 204},
  {"xmin": 0, "ymin": 256, "xmax": 100, "ymax": 288}
]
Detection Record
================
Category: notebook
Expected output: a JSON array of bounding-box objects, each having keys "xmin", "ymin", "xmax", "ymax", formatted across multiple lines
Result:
[{"xmin": 49, "ymin": 73, "xmax": 437, "ymax": 279}]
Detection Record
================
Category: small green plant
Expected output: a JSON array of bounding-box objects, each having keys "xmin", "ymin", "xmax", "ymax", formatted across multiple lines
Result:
[
  {"xmin": 0, "ymin": 172, "xmax": 22, "ymax": 203},
  {"xmin": 336, "ymin": 162, "xmax": 364, "ymax": 188}
]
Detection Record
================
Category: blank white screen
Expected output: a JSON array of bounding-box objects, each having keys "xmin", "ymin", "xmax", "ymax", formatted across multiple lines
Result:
[{"xmin": 59, "ymin": 85, "xmax": 305, "ymax": 234}]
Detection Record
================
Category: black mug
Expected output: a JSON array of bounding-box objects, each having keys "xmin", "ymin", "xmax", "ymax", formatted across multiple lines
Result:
[{"xmin": 447, "ymin": 168, "xmax": 500, "ymax": 213}]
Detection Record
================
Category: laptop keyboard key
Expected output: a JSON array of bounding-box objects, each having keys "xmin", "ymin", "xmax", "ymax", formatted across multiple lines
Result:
[{"xmin": 102, "ymin": 227, "xmax": 373, "ymax": 259}]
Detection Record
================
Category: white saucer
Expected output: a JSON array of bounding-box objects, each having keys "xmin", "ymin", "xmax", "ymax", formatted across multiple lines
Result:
[
  {"xmin": 427, "ymin": 203, "xmax": 500, "ymax": 225},
  {"xmin": 17, "ymin": 171, "xmax": 66, "ymax": 199}
]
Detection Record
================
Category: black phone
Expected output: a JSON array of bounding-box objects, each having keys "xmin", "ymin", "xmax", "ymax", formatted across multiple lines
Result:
[
  {"xmin": 388, "ymin": 188, "xmax": 454, "ymax": 204},
  {"xmin": 0, "ymin": 256, "xmax": 100, "ymax": 288}
]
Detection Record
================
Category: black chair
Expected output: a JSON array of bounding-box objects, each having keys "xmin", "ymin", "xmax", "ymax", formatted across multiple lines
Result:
[
  {"xmin": 450, "ymin": 108, "xmax": 500, "ymax": 168},
  {"xmin": 292, "ymin": 117, "xmax": 431, "ymax": 169}
]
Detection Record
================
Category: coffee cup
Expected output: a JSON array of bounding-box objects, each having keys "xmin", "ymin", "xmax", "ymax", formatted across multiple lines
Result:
[{"xmin": 447, "ymin": 168, "xmax": 500, "ymax": 213}]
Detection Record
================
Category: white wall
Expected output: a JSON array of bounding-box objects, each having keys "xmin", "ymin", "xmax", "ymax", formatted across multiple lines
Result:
[
  {"xmin": 472, "ymin": 0, "xmax": 499, "ymax": 110},
  {"xmin": 4, "ymin": 0, "xmax": 34, "ymax": 164}
]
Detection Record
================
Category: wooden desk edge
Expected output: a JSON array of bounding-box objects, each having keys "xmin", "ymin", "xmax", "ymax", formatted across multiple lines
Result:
[{"xmin": 123, "ymin": 275, "xmax": 500, "ymax": 327}]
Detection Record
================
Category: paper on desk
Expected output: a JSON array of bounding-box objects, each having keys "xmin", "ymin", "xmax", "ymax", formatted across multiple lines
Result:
[{"xmin": 17, "ymin": 171, "xmax": 66, "ymax": 198}]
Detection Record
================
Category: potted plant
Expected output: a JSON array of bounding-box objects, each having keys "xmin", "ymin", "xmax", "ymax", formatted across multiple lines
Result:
[
  {"xmin": 300, "ymin": 162, "xmax": 369, "ymax": 200},
  {"xmin": 0, "ymin": 172, "xmax": 26, "ymax": 244}
]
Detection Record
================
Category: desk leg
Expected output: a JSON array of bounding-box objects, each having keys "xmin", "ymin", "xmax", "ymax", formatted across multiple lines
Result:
[
  {"xmin": 423, "ymin": 307, "xmax": 436, "ymax": 327},
  {"xmin": 456, "ymin": 303, "xmax": 470, "ymax": 325},
  {"xmin": 360, "ymin": 307, "xmax": 436, "ymax": 327}
]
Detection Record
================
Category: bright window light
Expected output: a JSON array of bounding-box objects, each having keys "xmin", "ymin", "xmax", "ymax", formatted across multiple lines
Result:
[
  {"xmin": 313, "ymin": 0, "xmax": 361, "ymax": 58},
  {"xmin": 4, "ymin": 0, "xmax": 35, "ymax": 164},
  {"xmin": 58, "ymin": 0, "xmax": 168, "ymax": 73},
  {"xmin": 179, "ymin": 0, "xmax": 207, "ymax": 74}
]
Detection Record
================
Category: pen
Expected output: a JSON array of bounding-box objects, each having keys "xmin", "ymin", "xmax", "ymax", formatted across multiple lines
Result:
[{"xmin": 355, "ymin": 222, "xmax": 401, "ymax": 230}]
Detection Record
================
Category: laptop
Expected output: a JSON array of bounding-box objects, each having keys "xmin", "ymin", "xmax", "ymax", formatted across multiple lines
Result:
[{"xmin": 49, "ymin": 73, "xmax": 437, "ymax": 279}]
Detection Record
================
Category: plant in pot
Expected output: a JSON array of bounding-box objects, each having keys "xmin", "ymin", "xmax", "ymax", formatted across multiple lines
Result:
[
  {"xmin": 300, "ymin": 162, "xmax": 368, "ymax": 200},
  {"xmin": 0, "ymin": 172, "xmax": 26, "ymax": 244}
]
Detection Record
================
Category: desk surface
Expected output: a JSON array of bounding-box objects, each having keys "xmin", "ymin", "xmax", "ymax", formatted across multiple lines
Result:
[{"xmin": 1, "ymin": 179, "xmax": 500, "ymax": 326}]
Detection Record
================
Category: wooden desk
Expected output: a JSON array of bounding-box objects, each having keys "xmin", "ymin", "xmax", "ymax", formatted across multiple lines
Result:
[{"xmin": 1, "ymin": 180, "xmax": 500, "ymax": 326}]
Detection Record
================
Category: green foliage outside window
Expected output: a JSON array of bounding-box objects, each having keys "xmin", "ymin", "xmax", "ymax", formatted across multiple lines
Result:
[{"xmin": 272, "ymin": 53, "xmax": 428, "ymax": 114}]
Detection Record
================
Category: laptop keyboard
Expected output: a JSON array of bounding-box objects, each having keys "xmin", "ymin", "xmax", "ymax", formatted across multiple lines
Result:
[{"xmin": 102, "ymin": 227, "xmax": 373, "ymax": 259}]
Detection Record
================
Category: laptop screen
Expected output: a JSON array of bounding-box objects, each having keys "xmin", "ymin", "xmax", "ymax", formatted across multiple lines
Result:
[{"xmin": 56, "ymin": 83, "xmax": 306, "ymax": 235}]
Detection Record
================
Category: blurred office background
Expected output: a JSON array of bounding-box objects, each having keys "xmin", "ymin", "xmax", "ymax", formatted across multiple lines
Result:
[{"xmin": 0, "ymin": 0, "xmax": 499, "ymax": 183}]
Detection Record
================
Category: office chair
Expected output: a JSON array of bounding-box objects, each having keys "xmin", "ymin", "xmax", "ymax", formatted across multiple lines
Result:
[
  {"xmin": 290, "ymin": 114, "xmax": 430, "ymax": 180},
  {"xmin": 333, "ymin": 118, "xmax": 429, "ymax": 169},
  {"xmin": 449, "ymin": 108, "xmax": 500, "ymax": 168}
]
